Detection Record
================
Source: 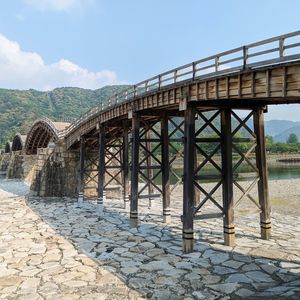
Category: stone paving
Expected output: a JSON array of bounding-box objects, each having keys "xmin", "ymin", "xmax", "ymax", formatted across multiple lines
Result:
[{"xmin": 0, "ymin": 179, "xmax": 300, "ymax": 299}]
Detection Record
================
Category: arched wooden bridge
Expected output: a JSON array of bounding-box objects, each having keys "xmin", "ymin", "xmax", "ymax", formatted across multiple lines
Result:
[{"xmin": 4, "ymin": 31, "xmax": 300, "ymax": 252}]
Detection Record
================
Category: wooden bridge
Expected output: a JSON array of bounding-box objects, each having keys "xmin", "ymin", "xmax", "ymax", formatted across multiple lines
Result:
[{"xmin": 2, "ymin": 31, "xmax": 300, "ymax": 253}]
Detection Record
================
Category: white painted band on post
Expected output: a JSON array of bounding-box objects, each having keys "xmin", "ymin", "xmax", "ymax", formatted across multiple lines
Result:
[
  {"xmin": 77, "ymin": 193, "xmax": 83, "ymax": 208},
  {"xmin": 97, "ymin": 196, "xmax": 104, "ymax": 216}
]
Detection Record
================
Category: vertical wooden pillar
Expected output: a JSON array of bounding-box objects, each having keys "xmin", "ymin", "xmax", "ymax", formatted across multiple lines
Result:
[
  {"xmin": 122, "ymin": 124, "xmax": 130, "ymax": 209},
  {"xmin": 253, "ymin": 108, "xmax": 271, "ymax": 239},
  {"xmin": 97, "ymin": 125, "xmax": 106, "ymax": 216},
  {"xmin": 183, "ymin": 105, "xmax": 195, "ymax": 253},
  {"xmin": 130, "ymin": 114, "xmax": 140, "ymax": 227},
  {"xmin": 194, "ymin": 150, "xmax": 201, "ymax": 207},
  {"xmin": 77, "ymin": 136, "xmax": 85, "ymax": 208},
  {"xmin": 221, "ymin": 109, "xmax": 235, "ymax": 246},
  {"xmin": 161, "ymin": 114, "xmax": 171, "ymax": 223},
  {"xmin": 146, "ymin": 130, "xmax": 154, "ymax": 208}
]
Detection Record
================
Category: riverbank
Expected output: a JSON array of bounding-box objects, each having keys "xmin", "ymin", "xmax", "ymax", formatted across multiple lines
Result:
[{"xmin": 0, "ymin": 179, "xmax": 299, "ymax": 299}]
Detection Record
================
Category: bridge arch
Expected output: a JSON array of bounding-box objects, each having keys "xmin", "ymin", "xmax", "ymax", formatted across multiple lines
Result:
[
  {"xmin": 4, "ymin": 141, "xmax": 12, "ymax": 153},
  {"xmin": 25, "ymin": 118, "xmax": 69, "ymax": 155},
  {"xmin": 11, "ymin": 134, "xmax": 27, "ymax": 152}
]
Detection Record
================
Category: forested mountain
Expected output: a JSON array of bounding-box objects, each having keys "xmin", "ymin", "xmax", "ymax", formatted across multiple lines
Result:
[
  {"xmin": 1, "ymin": 86, "xmax": 300, "ymax": 149},
  {"xmin": 265, "ymin": 120, "xmax": 300, "ymax": 142},
  {"xmin": 0, "ymin": 85, "xmax": 129, "ymax": 147}
]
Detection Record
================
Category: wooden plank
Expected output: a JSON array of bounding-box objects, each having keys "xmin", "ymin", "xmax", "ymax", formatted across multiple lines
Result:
[{"xmin": 282, "ymin": 66, "xmax": 287, "ymax": 98}]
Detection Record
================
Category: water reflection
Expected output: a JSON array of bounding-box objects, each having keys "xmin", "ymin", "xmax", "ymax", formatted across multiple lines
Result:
[{"xmin": 155, "ymin": 163, "xmax": 300, "ymax": 184}]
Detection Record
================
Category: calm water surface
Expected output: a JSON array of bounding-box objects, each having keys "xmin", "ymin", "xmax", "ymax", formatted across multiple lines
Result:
[{"xmin": 164, "ymin": 163, "xmax": 300, "ymax": 184}]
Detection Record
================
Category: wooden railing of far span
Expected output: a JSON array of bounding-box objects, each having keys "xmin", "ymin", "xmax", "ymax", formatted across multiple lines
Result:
[{"xmin": 63, "ymin": 30, "xmax": 300, "ymax": 147}]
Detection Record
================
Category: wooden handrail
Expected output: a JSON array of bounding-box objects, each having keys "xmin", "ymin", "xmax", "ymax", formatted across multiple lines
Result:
[{"xmin": 62, "ymin": 30, "xmax": 300, "ymax": 136}]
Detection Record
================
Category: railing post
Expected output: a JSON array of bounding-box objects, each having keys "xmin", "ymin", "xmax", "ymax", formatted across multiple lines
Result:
[
  {"xmin": 279, "ymin": 38, "xmax": 285, "ymax": 58},
  {"xmin": 243, "ymin": 46, "xmax": 248, "ymax": 69},
  {"xmin": 97, "ymin": 124, "xmax": 106, "ymax": 216},
  {"xmin": 192, "ymin": 62, "xmax": 196, "ymax": 80},
  {"xmin": 130, "ymin": 113, "xmax": 140, "ymax": 227},
  {"xmin": 158, "ymin": 75, "xmax": 161, "ymax": 89},
  {"xmin": 183, "ymin": 104, "xmax": 195, "ymax": 253},
  {"xmin": 215, "ymin": 56, "xmax": 220, "ymax": 72}
]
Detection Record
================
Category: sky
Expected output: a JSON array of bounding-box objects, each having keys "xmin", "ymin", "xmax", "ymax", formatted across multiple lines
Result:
[{"xmin": 0, "ymin": 0, "xmax": 300, "ymax": 120}]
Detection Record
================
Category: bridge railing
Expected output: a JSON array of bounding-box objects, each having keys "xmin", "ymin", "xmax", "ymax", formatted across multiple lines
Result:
[{"xmin": 63, "ymin": 30, "xmax": 300, "ymax": 136}]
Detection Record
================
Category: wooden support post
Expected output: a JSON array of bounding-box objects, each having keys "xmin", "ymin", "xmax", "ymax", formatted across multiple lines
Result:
[
  {"xmin": 194, "ymin": 150, "xmax": 201, "ymax": 207},
  {"xmin": 253, "ymin": 108, "xmax": 271, "ymax": 240},
  {"xmin": 221, "ymin": 109, "xmax": 235, "ymax": 246},
  {"xmin": 183, "ymin": 105, "xmax": 195, "ymax": 253},
  {"xmin": 146, "ymin": 130, "xmax": 154, "ymax": 208},
  {"xmin": 161, "ymin": 114, "xmax": 171, "ymax": 223},
  {"xmin": 97, "ymin": 125, "xmax": 106, "ymax": 216},
  {"xmin": 122, "ymin": 124, "xmax": 130, "ymax": 209},
  {"xmin": 130, "ymin": 114, "xmax": 140, "ymax": 227},
  {"xmin": 77, "ymin": 136, "xmax": 85, "ymax": 208}
]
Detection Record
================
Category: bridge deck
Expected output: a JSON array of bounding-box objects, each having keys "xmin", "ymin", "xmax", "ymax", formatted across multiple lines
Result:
[{"xmin": 65, "ymin": 61, "xmax": 300, "ymax": 148}]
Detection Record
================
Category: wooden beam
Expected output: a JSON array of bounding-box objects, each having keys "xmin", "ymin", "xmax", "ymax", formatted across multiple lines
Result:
[
  {"xmin": 145, "ymin": 130, "xmax": 154, "ymax": 208},
  {"xmin": 183, "ymin": 105, "xmax": 195, "ymax": 253},
  {"xmin": 77, "ymin": 136, "xmax": 85, "ymax": 207},
  {"xmin": 122, "ymin": 123, "xmax": 129, "ymax": 209},
  {"xmin": 161, "ymin": 114, "xmax": 171, "ymax": 223},
  {"xmin": 97, "ymin": 125, "xmax": 106, "ymax": 216},
  {"xmin": 253, "ymin": 108, "xmax": 271, "ymax": 239},
  {"xmin": 130, "ymin": 114, "xmax": 140, "ymax": 227},
  {"xmin": 221, "ymin": 109, "xmax": 235, "ymax": 246}
]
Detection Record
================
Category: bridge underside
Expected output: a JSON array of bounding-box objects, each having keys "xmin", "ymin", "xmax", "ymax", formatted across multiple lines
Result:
[
  {"xmin": 66, "ymin": 62, "xmax": 300, "ymax": 253},
  {"xmin": 11, "ymin": 134, "xmax": 26, "ymax": 152},
  {"xmin": 73, "ymin": 101, "xmax": 280, "ymax": 253},
  {"xmin": 25, "ymin": 120, "xmax": 69, "ymax": 155},
  {"xmin": 4, "ymin": 142, "xmax": 11, "ymax": 153}
]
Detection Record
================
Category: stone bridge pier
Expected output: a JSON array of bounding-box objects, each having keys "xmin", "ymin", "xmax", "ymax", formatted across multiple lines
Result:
[
  {"xmin": 29, "ymin": 142, "xmax": 79, "ymax": 197},
  {"xmin": 0, "ymin": 153, "xmax": 11, "ymax": 174}
]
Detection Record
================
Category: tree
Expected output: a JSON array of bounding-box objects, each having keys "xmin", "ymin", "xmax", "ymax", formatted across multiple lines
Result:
[
  {"xmin": 265, "ymin": 135, "xmax": 274, "ymax": 145},
  {"xmin": 286, "ymin": 133, "xmax": 299, "ymax": 144}
]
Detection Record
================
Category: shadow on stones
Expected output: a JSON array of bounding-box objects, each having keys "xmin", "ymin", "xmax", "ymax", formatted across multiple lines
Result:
[
  {"xmin": 23, "ymin": 194, "xmax": 300, "ymax": 300},
  {"xmin": 0, "ymin": 178, "xmax": 29, "ymax": 197}
]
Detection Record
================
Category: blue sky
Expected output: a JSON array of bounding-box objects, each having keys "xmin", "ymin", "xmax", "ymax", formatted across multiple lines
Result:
[{"xmin": 0, "ymin": 0, "xmax": 300, "ymax": 120}]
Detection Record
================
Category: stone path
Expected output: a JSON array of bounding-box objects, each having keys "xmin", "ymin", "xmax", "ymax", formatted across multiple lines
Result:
[{"xmin": 0, "ymin": 179, "xmax": 300, "ymax": 299}]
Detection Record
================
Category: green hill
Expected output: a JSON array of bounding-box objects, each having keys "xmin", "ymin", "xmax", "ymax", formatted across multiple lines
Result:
[{"xmin": 0, "ymin": 85, "xmax": 129, "ymax": 147}]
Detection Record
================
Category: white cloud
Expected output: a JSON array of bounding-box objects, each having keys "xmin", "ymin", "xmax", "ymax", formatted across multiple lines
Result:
[
  {"xmin": 0, "ymin": 34, "xmax": 120, "ymax": 91},
  {"xmin": 23, "ymin": 0, "xmax": 94, "ymax": 12}
]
